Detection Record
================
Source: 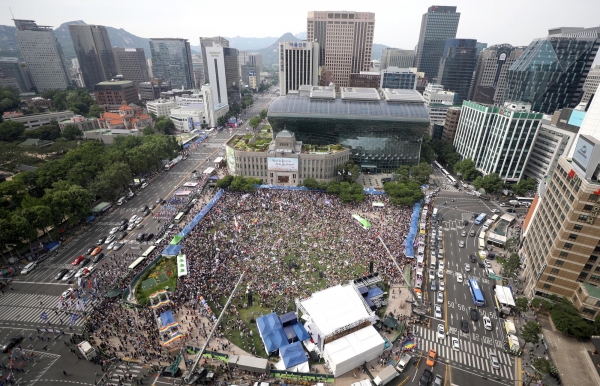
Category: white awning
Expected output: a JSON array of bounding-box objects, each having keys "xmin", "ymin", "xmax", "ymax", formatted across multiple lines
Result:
[
  {"xmin": 214, "ymin": 157, "xmax": 224, "ymax": 163},
  {"xmin": 203, "ymin": 167, "xmax": 215, "ymax": 174},
  {"xmin": 495, "ymin": 286, "xmax": 516, "ymax": 306}
]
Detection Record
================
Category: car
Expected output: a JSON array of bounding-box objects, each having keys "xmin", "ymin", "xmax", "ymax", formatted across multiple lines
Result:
[
  {"xmin": 438, "ymin": 261, "xmax": 444, "ymax": 270},
  {"xmin": 1, "ymin": 336, "xmax": 23, "ymax": 353},
  {"xmin": 141, "ymin": 182, "xmax": 148, "ymax": 189},
  {"xmin": 117, "ymin": 232, "xmax": 127, "ymax": 240},
  {"xmin": 143, "ymin": 209, "xmax": 151, "ymax": 217},
  {"xmin": 461, "ymin": 230, "xmax": 467, "ymax": 237},
  {"xmin": 437, "ymin": 323, "xmax": 445, "ymax": 339},
  {"xmin": 469, "ymin": 254, "xmax": 477, "ymax": 263},
  {"xmin": 118, "ymin": 223, "xmax": 127, "ymax": 231},
  {"xmin": 107, "ymin": 241, "xmax": 116, "ymax": 250},
  {"xmin": 489, "ymin": 351, "xmax": 500, "ymax": 369},
  {"xmin": 112, "ymin": 242, "xmax": 123, "ymax": 251},
  {"xmin": 491, "ymin": 209, "xmax": 500, "ymax": 213},
  {"xmin": 499, "ymin": 202, "xmax": 507, "ymax": 207},
  {"xmin": 82, "ymin": 265, "xmax": 96, "ymax": 278},
  {"xmin": 484, "ymin": 260, "xmax": 492, "ymax": 268},
  {"xmin": 451, "ymin": 337, "xmax": 460, "ymax": 351},
  {"xmin": 460, "ymin": 319, "xmax": 469, "ymax": 333},
  {"xmin": 21, "ymin": 262, "xmax": 37, "ymax": 274},
  {"xmin": 90, "ymin": 246, "xmax": 102, "ymax": 256},
  {"xmin": 79, "ymin": 258, "xmax": 90, "ymax": 267},
  {"xmin": 92, "ymin": 252, "xmax": 105, "ymax": 264},
  {"xmin": 483, "ymin": 316, "xmax": 492, "ymax": 330},
  {"xmin": 426, "ymin": 349, "xmax": 437, "ymax": 367},
  {"xmin": 437, "ymin": 235, "xmax": 442, "ymax": 241},
  {"xmin": 75, "ymin": 267, "xmax": 87, "ymax": 278},
  {"xmin": 469, "ymin": 230, "xmax": 475, "ymax": 237},
  {"xmin": 55, "ymin": 269, "xmax": 69, "ymax": 280},
  {"xmin": 430, "ymin": 280, "xmax": 437, "ymax": 291},
  {"xmin": 136, "ymin": 233, "xmax": 146, "ymax": 242},
  {"xmin": 149, "ymin": 204, "xmax": 156, "ymax": 210},
  {"xmin": 71, "ymin": 255, "xmax": 85, "ymax": 266},
  {"xmin": 109, "ymin": 226, "xmax": 119, "ymax": 235},
  {"xmin": 97, "ymin": 237, "xmax": 106, "ymax": 245},
  {"xmin": 62, "ymin": 269, "xmax": 76, "ymax": 281},
  {"xmin": 429, "ymin": 270, "xmax": 436, "ymax": 281},
  {"xmin": 434, "ymin": 305, "xmax": 442, "ymax": 318},
  {"xmin": 433, "ymin": 374, "xmax": 443, "ymax": 386},
  {"xmin": 139, "ymin": 205, "xmax": 148, "ymax": 212},
  {"xmin": 129, "ymin": 215, "xmax": 138, "ymax": 223},
  {"xmin": 60, "ymin": 288, "xmax": 73, "ymax": 299},
  {"xmin": 120, "ymin": 219, "xmax": 128, "ymax": 226},
  {"xmin": 156, "ymin": 198, "xmax": 162, "ymax": 204},
  {"xmin": 437, "ymin": 291, "xmax": 444, "ymax": 304},
  {"xmin": 458, "ymin": 240, "xmax": 465, "ymax": 248},
  {"xmin": 437, "ymin": 270, "xmax": 443, "ymax": 279},
  {"xmin": 464, "ymin": 263, "xmax": 472, "ymax": 272},
  {"xmin": 439, "ymin": 280, "xmax": 445, "ymax": 291},
  {"xmin": 104, "ymin": 235, "xmax": 115, "ymax": 244},
  {"xmin": 85, "ymin": 246, "xmax": 95, "ymax": 255},
  {"xmin": 470, "ymin": 308, "xmax": 479, "ymax": 321},
  {"xmin": 127, "ymin": 191, "xmax": 135, "ymax": 199},
  {"xmin": 419, "ymin": 369, "xmax": 432, "ymax": 386},
  {"xmin": 127, "ymin": 223, "xmax": 136, "ymax": 231}
]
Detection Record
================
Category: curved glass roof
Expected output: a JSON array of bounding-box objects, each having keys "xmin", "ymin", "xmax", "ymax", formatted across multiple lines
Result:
[{"xmin": 268, "ymin": 95, "xmax": 430, "ymax": 121}]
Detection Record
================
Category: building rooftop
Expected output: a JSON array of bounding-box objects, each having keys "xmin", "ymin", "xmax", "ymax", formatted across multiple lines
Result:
[
  {"xmin": 340, "ymin": 87, "xmax": 381, "ymax": 101},
  {"xmin": 95, "ymin": 80, "xmax": 135, "ymax": 86},
  {"xmin": 583, "ymin": 283, "xmax": 600, "ymax": 300}
]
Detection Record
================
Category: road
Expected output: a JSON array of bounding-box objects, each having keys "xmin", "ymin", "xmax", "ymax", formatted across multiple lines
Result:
[{"xmin": 0, "ymin": 96, "xmax": 275, "ymax": 385}]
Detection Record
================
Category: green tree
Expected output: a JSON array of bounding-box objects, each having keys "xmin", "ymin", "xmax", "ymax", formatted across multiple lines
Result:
[
  {"xmin": 61, "ymin": 124, "xmax": 83, "ymax": 140},
  {"xmin": 0, "ymin": 86, "xmax": 21, "ymax": 115},
  {"xmin": 550, "ymin": 298, "xmax": 595, "ymax": 339},
  {"xmin": 216, "ymin": 175, "xmax": 234, "ymax": 189},
  {"xmin": 142, "ymin": 126, "xmax": 156, "ymax": 136},
  {"xmin": 229, "ymin": 176, "xmax": 261, "ymax": 191},
  {"xmin": 595, "ymin": 314, "xmax": 600, "ymax": 335},
  {"xmin": 336, "ymin": 162, "xmax": 360, "ymax": 183},
  {"xmin": 513, "ymin": 178, "xmax": 536, "ymax": 196},
  {"xmin": 473, "ymin": 173, "xmax": 503, "ymax": 193},
  {"xmin": 521, "ymin": 321, "xmax": 542, "ymax": 346},
  {"xmin": 384, "ymin": 180, "xmax": 424, "ymax": 206},
  {"xmin": 326, "ymin": 181, "xmax": 341, "ymax": 195},
  {"xmin": 155, "ymin": 117, "xmax": 175, "ymax": 135},
  {"xmin": 453, "ymin": 158, "xmax": 478, "ymax": 181},
  {"xmin": 339, "ymin": 182, "xmax": 365, "ymax": 202},
  {"xmin": 259, "ymin": 109, "xmax": 268, "ymax": 120},
  {"xmin": 505, "ymin": 238, "xmax": 519, "ymax": 253},
  {"xmin": 249, "ymin": 116, "xmax": 262, "ymax": 135},
  {"xmin": 515, "ymin": 297, "xmax": 529, "ymax": 313},
  {"xmin": 0, "ymin": 120, "xmax": 25, "ymax": 141},
  {"xmin": 410, "ymin": 162, "xmax": 433, "ymax": 185},
  {"xmin": 21, "ymin": 205, "xmax": 53, "ymax": 240},
  {"xmin": 501, "ymin": 253, "xmax": 521, "ymax": 277},
  {"xmin": 25, "ymin": 124, "xmax": 62, "ymax": 140},
  {"xmin": 87, "ymin": 104, "xmax": 104, "ymax": 118},
  {"xmin": 302, "ymin": 178, "xmax": 321, "ymax": 189},
  {"xmin": 532, "ymin": 357, "xmax": 553, "ymax": 375},
  {"xmin": 419, "ymin": 134, "xmax": 435, "ymax": 164},
  {"xmin": 396, "ymin": 165, "xmax": 410, "ymax": 183}
]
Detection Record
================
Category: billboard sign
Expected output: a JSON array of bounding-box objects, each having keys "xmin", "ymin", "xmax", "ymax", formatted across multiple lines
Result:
[
  {"xmin": 572, "ymin": 136, "xmax": 594, "ymax": 172},
  {"xmin": 226, "ymin": 145, "xmax": 236, "ymax": 174},
  {"xmin": 567, "ymin": 110, "xmax": 586, "ymax": 127},
  {"xmin": 268, "ymin": 157, "xmax": 298, "ymax": 172}
]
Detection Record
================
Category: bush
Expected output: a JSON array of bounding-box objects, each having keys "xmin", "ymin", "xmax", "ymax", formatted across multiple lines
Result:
[{"xmin": 216, "ymin": 175, "xmax": 234, "ymax": 189}]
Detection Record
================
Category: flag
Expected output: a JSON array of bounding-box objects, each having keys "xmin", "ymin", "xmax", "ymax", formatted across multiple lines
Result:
[
  {"xmin": 70, "ymin": 314, "xmax": 78, "ymax": 325},
  {"xmin": 40, "ymin": 311, "xmax": 47, "ymax": 321}
]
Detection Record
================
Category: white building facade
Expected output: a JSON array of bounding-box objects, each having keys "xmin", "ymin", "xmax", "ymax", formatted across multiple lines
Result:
[
  {"xmin": 422, "ymin": 83, "xmax": 458, "ymax": 126},
  {"xmin": 279, "ymin": 41, "xmax": 319, "ymax": 96},
  {"xmin": 202, "ymin": 44, "xmax": 229, "ymax": 107},
  {"xmin": 569, "ymin": 83, "xmax": 600, "ymax": 157},
  {"xmin": 146, "ymin": 99, "xmax": 178, "ymax": 117}
]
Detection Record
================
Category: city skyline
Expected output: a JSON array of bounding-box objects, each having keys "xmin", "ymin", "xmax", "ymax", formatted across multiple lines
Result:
[{"xmin": 4, "ymin": 0, "xmax": 600, "ymax": 52}]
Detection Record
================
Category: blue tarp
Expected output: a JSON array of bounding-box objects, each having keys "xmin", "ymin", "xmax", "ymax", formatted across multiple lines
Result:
[
  {"xmin": 279, "ymin": 312, "xmax": 297, "ymax": 327},
  {"xmin": 209, "ymin": 175, "xmax": 219, "ymax": 180},
  {"xmin": 404, "ymin": 200, "xmax": 422, "ymax": 258},
  {"xmin": 162, "ymin": 245, "xmax": 182, "ymax": 256},
  {"xmin": 280, "ymin": 341, "xmax": 308, "ymax": 368},
  {"xmin": 366, "ymin": 287, "xmax": 384, "ymax": 298},
  {"xmin": 85, "ymin": 215, "xmax": 96, "ymax": 223},
  {"xmin": 292, "ymin": 323, "xmax": 310, "ymax": 342},
  {"xmin": 160, "ymin": 310, "xmax": 175, "ymax": 326},
  {"xmin": 357, "ymin": 286, "xmax": 368, "ymax": 295},
  {"xmin": 183, "ymin": 143, "xmax": 190, "ymax": 149},
  {"xmin": 178, "ymin": 189, "xmax": 224, "ymax": 238},
  {"xmin": 44, "ymin": 241, "xmax": 60, "ymax": 251},
  {"xmin": 363, "ymin": 187, "xmax": 386, "ymax": 195},
  {"xmin": 256, "ymin": 312, "xmax": 283, "ymax": 336},
  {"xmin": 263, "ymin": 328, "xmax": 288, "ymax": 353},
  {"xmin": 195, "ymin": 134, "xmax": 208, "ymax": 143}
]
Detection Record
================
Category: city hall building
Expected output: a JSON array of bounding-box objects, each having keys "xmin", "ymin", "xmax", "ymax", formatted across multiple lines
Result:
[
  {"xmin": 267, "ymin": 86, "xmax": 430, "ymax": 173},
  {"xmin": 225, "ymin": 130, "xmax": 350, "ymax": 186}
]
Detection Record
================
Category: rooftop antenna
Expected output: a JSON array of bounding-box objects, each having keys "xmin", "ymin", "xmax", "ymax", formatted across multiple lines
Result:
[{"xmin": 9, "ymin": 7, "xmax": 15, "ymax": 19}]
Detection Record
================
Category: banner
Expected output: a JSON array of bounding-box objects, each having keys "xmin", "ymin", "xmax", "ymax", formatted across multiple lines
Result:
[
  {"xmin": 177, "ymin": 254, "xmax": 188, "ymax": 277},
  {"xmin": 352, "ymin": 214, "xmax": 372, "ymax": 230}
]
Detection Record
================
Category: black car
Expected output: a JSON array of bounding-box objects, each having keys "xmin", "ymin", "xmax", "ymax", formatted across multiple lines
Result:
[
  {"xmin": 1, "ymin": 336, "xmax": 23, "ymax": 353},
  {"xmin": 143, "ymin": 209, "xmax": 151, "ymax": 217},
  {"xmin": 80, "ymin": 258, "xmax": 91, "ymax": 267},
  {"xmin": 488, "ymin": 252, "xmax": 496, "ymax": 260},
  {"xmin": 55, "ymin": 269, "xmax": 69, "ymax": 280},
  {"xmin": 85, "ymin": 246, "xmax": 95, "ymax": 255},
  {"xmin": 118, "ymin": 232, "xmax": 127, "ymax": 240},
  {"xmin": 469, "ymin": 254, "xmax": 477, "ymax": 263},
  {"xmin": 92, "ymin": 252, "xmax": 105, "ymax": 264},
  {"xmin": 118, "ymin": 223, "xmax": 127, "ymax": 231},
  {"xmin": 136, "ymin": 233, "xmax": 146, "ymax": 242},
  {"xmin": 146, "ymin": 233, "xmax": 154, "ymax": 241},
  {"xmin": 470, "ymin": 308, "xmax": 479, "ymax": 321},
  {"xmin": 97, "ymin": 237, "xmax": 106, "ymax": 245},
  {"xmin": 139, "ymin": 205, "xmax": 148, "ymax": 212},
  {"xmin": 419, "ymin": 369, "xmax": 432, "ymax": 386},
  {"xmin": 460, "ymin": 319, "xmax": 469, "ymax": 333},
  {"xmin": 120, "ymin": 219, "xmax": 128, "ymax": 226}
]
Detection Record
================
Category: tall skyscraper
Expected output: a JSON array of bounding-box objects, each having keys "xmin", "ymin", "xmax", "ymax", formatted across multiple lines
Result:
[
  {"xmin": 112, "ymin": 48, "xmax": 149, "ymax": 84},
  {"xmin": 13, "ymin": 19, "xmax": 70, "ymax": 92},
  {"xmin": 414, "ymin": 6, "xmax": 461, "ymax": 82},
  {"xmin": 470, "ymin": 44, "xmax": 524, "ymax": 105},
  {"xmin": 0, "ymin": 57, "xmax": 35, "ymax": 92},
  {"xmin": 436, "ymin": 38, "xmax": 478, "ymax": 104},
  {"xmin": 192, "ymin": 54, "xmax": 205, "ymax": 88},
  {"xmin": 504, "ymin": 27, "xmax": 600, "ymax": 114},
  {"xmin": 581, "ymin": 65, "xmax": 600, "ymax": 106},
  {"xmin": 69, "ymin": 24, "xmax": 118, "ymax": 91},
  {"xmin": 278, "ymin": 41, "xmax": 319, "ymax": 96},
  {"xmin": 149, "ymin": 38, "xmax": 194, "ymax": 89},
  {"xmin": 200, "ymin": 37, "xmax": 240, "ymax": 106},
  {"xmin": 380, "ymin": 48, "xmax": 415, "ymax": 70},
  {"xmin": 306, "ymin": 11, "xmax": 375, "ymax": 88},
  {"xmin": 239, "ymin": 52, "xmax": 262, "ymax": 89}
]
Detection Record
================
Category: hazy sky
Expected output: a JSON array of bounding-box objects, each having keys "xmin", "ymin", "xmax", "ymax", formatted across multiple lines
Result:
[{"xmin": 4, "ymin": 0, "xmax": 600, "ymax": 49}]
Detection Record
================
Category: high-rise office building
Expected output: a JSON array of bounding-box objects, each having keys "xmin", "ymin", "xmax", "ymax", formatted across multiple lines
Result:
[
  {"xmin": 582, "ymin": 65, "xmax": 600, "ymax": 106},
  {"xmin": 414, "ymin": 6, "xmax": 461, "ymax": 82},
  {"xmin": 470, "ymin": 44, "xmax": 525, "ymax": 105},
  {"xmin": 520, "ymin": 135, "xmax": 600, "ymax": 320},
  {"xmin": 453, "ymin": 101, "xmax": 543, "ymax": 182},
  {"xmin": 112, "ymin": 48, "xmax": 149, "ymax": 85},
  {"xmin": 149, "ymin": 38, "xmax": 194, "ymax": 89},
  {"xmin": 504, "ymin": 27, "xmax": 600, "ymax": 114},
  {"xmin": 422, "ymin": 83, "xmax": 459, "ymax": 131},
  {"xmin": 0, "ymin": 57, "xmax": 35, "ymax": 92},
  {"xmin": 200, "ymin": 37, "xmax": 240, "ymax": 106},
  {"xmin": 380, "ymin": 48, "xmax": 415, "ymax": 70},
  {"xmin": 442, "ymin": 107, "xmax": 461, "ymax": 142},
  {"xmin": 192, "ymin": 55, "xmax": 205, "ymax": 88},
  {"xmin": 568, "ymin": 84, "xmax": 600, "ymax": 158},
  {"xmin": 13, "ymin": 19, "xmax": 70, "ymax": 92},
  {"xmin": 436, "ymin": 38, "xmax": 477, "ymax": 104},
  {"xmin": 306, "ymin": 11, "xmax": 375, "ymax": 88},
  {"xmin": 380, "ymin": 67, "xmax": 417, "ymax": 90},
  {"xmin": 69, "ymin": 24, "xmax": 118, "ymax": 91},
  {"xmin": 239, "ymin": 52, "xmax": 262, "ymax": 89},
  {"xmin": 278, "ymin": 41, "xmax": 320, "ymax": 96}
]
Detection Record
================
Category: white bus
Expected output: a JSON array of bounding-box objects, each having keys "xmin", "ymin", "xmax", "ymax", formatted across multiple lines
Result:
[
  {"xmin": 478, "ymin": 238, "xmax": 486, "ymax": 250},
  {"xmin": 141, "ymin": 246, "xmax": 157, "ymax": 258},
  {"xmin": 174, "ymin": 212, "xmax": 185, "ymax": 223},
  {"xmin": 128, "ymin": 256, "xmax": 146, "ymax": 270}
]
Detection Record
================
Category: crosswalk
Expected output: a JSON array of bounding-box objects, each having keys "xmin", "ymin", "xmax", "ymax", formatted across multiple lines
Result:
[
  {"xmin": 413, "ymin": 325, "xmax": 513, "ymax": 379},
  {"xmin": 442, "ymin": 184, "xmax": 461, "ymax": 192},
  {"xmin": 107, "ymin": 362, "xmax": 145, "ymax": 385},
  {"xmin": 0, "ymin": 293, "xmax": 97, "ymax": 327}
]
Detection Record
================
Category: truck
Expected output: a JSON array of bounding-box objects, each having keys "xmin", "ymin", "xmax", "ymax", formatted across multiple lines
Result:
[
  {"xmin": 77, "ymin": 341, "xmax": 96, "ymax": 360},
  {"xmin": 395, "ymin": 353, "xmax": 412, "ymax": 373},
  {"xmin": 164, "ymin": 155, "xmax": 183, "ymax": 170},
  {"xmin": 373, "ymin": 365, "xmax": 398, "ymax": 386}
]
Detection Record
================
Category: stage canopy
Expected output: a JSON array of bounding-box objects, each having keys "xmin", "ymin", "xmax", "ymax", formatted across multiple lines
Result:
[
  {"xmin": 280, "ymin": 341, "xmax": 308, "ymax": 369},
  {"xmin": 323, "ymin": 325, "xmax": 385, "ymax": 377},
  {"xmin": 263, "ymin": 329, "xmax": 288, "ymax": 353},
  {"xmin": 162, "ymin": 245, "xmax": 182, "ymax": 256},
  {"xmin": 257, "ymin": 312, "xmax": 283, "ymax": 335}
]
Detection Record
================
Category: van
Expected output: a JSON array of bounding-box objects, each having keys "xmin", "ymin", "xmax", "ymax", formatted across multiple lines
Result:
[{"xmin": 21, "ymin": 262, "xmax": 37, "ymax": 274}]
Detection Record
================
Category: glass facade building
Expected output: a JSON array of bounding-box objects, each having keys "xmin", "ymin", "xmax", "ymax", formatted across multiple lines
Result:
[
  {"xmin": 149, "ymin": 38, "xmax": 194, "ymax": 89},
  {"xmin": 504, "ymin": 31, "xmax": 599, "ymax": 114},
  {"xmin": 69, "ymin": 25, "xmax": 118, "ymax": 91},
  {"xmin": 267, "ymin": 91, "xmax": 430, "ymax": 172},
  {"xmin": 437, "ymin": 39, "xmax": 478, "ymax": 104},
  {"xmin": 380, "ymin": 68, "xmax": 417, "ymax": 89}
]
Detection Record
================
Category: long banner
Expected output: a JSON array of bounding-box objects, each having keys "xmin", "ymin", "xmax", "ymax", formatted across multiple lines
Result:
[{"xmin": 177, "ymin": 254, "xmax": 188, "ymax": 277}]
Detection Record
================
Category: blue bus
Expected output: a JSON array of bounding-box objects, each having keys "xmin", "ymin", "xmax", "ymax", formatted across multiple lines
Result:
[
  {"xmin": 468, "ymin": 278, "xmax": 486, "ymax": 306},
  {"xmin": 474, "ymin": 213, "xmax": 487, "ymax": 225}
]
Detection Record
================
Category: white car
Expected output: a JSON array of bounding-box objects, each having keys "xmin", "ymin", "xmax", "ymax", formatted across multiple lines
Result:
[
  {"xmin": 141, "ymin": 182, "xmax": 148, "ymax": 189},
  {"xmin": 483, "ymin": 316, "xmax": 492, "ymax": 330},
  {"xmin": 437, "ymin": 324, "xmax": 445, "ymax": 339},
  {"xmin": 429, "ymin": 270, "xmax": 436, "ymax": 281},
  {"xmin": 464, "ymin": 263, "xmax": 471, "ymax": 272},
  {"xmin": 107, "ymin": 241, "xmax": 116, "ymax": 250},
  {"xmin": 439, "ymin": 281, "xmax": 445, "ymax": 291},
  {"xmin": 459, "ymin": 240, "xmax": 465, "ymax": 248},
  {"xmin": 60, "ymin": 288, "xmax": 74, "ymax": 299},
  {"xmin": 461, "ymin": 230, "xmax": 467, "ymax": 237},
  {"xmin": 491, "ymin": 209, "xmax": 500, "ymax": 213},
  {"xmin": 129, "ymin": 215, "xmax": 138, "ymax": 223},
  {"xmin": 438, "ymin": 261, "xmax": 444, "ymax": 270},
  {"xmin": 135, "ymin": 217, "xmax": 143, "ymax": 224},
  {"xmin": 489, "ymin": 352, "xmax": 500, "ymax": 369},
  {"xmin": 82, "ymin": 265, "xmax": 96, "ymax": 278},
  {"xmin": 437, "ymin": 270, "xmax": 444, "ymax": 279},
  {"xmin": 434, "ymin": 305, "xmax": 442, "ymax": 318},
  {"xmin": 456, "ymin": 273, "xmax": 464, "ymax": 283},
  {"xmin": 109, "ymin": 227, "xmax": 119, "ymax": 235},
  {"xmin": 127, "ymin": 223, "xmax": 136, "ymax": 231},
  {"xmin": 74, "ymin": 267, "xmax": 87, "ymax": 278},
  {"xmin": 104, "ymin": 235, "xmax": 115, "ymax": 244},
  {"xmin": 485, "ymin": 260, "xmax": 492, "ymax": 268},
  {"xmin": 437, "ymin": 291, "xmax": 444, "ymax": 303},
  {"xmin": 113, "ymin": 242, "xmax": 123, "ymax": 251},
  {"xmin": 452, "ymin": 337, "xmax": 460, "ymax": 351}
]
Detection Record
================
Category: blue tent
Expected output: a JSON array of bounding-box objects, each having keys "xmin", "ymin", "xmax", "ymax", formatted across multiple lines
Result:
[
  {"xmin": 279, "ymin": 312, "xmax": 297, "ymax": 327},
  {"xmin": 367, "ymin": 287, "xmax": 384, "ymax": 299},
  {"xmin": 263, "ymin": 328, "xmax": 288, "ymax": 353},
  {"xmin": 280, "ymin": 341, "xmax": 308, "ymax": 368},
  {"xmin": 160, "ymin": 310, "xmax": 175, "ymax": 326},
  {"xmin": 292, "ymin": 323, "xmax": 310, "ymax": 342},
  {"xmin": 162, "ymin": 245, "xmax": 182, "ymax": 256},
  {"xmin": 44, "ymin": 241, "xmax": 61, "ymax": 251},
  {"xmin": 256, "ymin": 312, "xmax": 282, "ymax": 336}
]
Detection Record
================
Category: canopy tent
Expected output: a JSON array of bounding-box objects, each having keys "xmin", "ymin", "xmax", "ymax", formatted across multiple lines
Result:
[
  {"xmin": 352, "ymin": 214, "xmax": 372, "ymax": 230},
  {"xmin": 280, "ymin": 312, "xmax": 298, "ymax": 327},
  {"xmin": 292, "ymin": 322, "xmax": 310, "ymax": 341},
  {"xmin": 203, "ymin": 167, "xmax": 216, "ymax": 174},
  {"xmin": 280, "ymin": 341, "xmax": 308, "ymax": 369},
  {"xmin": 44, "ymin": 241, "xmax": 61, "ymax": 251},
  {"xmin": 366, "ymin": 287, "xmax": 383, "ymax": 299},
  {"xmin": 495, "ymin": 286, "xmax": 516, "ymax": 307},
  {"xmin": 322, "ymin": 326, "xmax": 384, "ymax": 377},
  {"xmin": 257, "ymin": 313, "xmax": 283, "ymax": 335},
  {"xmin": 175, "ymin": 190, "xmax": 192, "ymax": 196},
  {"xmin": 382, "ymin": 317, "xmax": 399, "ymax": 329},
  {"xmin": 178, "ymin": 189, "xmax": 223, "ymax": 238},
  {"xmin": 85, "ymin": 215, "xmax": 96, "ymax": 223},
  {"xmin": 183, "ymin": 182, "xmax": 198, "ymax": 187},
  {"xmin": 170, "ymin": 236, "xmax": 183, "ymax": 245},
  {"xmin": 263, "ymin": 329, "xmax": 289, "ymax": 353},
  {"xmin": 372, "ymin": 202, "xmax": 385, "ymax": 207},
  {"xmin": 160, "ymin": 310, "xmax": 176, "ymax": 327},
  {"xmin": 213, "ymin": 157, "xmax": 223, "ymax": 163},
  {"xmin": 162, "ymin": 245, "xmax": 182, "ymax": 256}
]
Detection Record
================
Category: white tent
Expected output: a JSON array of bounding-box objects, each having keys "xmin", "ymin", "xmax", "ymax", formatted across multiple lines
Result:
[
  {"xmin": 203, "ymin": 167, "xmax": 216, "ymax": 174},
  {"xmin": 323, "ymin": 326, "xmax": 384, "ymax": 377}
]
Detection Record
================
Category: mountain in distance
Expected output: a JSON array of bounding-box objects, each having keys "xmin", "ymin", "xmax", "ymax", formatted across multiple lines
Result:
[
  {"xmin": 371, "ymin": 43, "xmax": 389, "ymax": 61},
  {"xmin": 0, "ymin": 25, "xmax": 20, "ymax": 58},
  {"xmin": 257, "ymin": 32, "xmax": 301, "ymax": 66},
  {"xmin": 294, "ymin": 31, "xmax": 307, "ymax": 40}
]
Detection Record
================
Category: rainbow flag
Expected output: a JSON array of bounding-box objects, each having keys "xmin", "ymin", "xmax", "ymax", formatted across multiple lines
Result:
[{"xmin": 403, "ymin": 339, "xmax": 416, "ymax": 350}]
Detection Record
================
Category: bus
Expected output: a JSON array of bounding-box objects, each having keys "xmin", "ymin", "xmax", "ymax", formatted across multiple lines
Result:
[
  {"xmin": 174, "ymin": 212, "xmax": 185, "ymax": 223},
  {"xmin": 478, "ymin": 238, "xmax": 485, "ymax": 250},
  {"xmin": 515, "ymin": 197, "xmax": 534, "ymax": 204},
  {"xmin": 434, "ymin": 161, "xmax": 443, "ymax": 170},
  {"xmin": 474, "ymin": 213, "xmax": 487, "ymax": 225},
  {"xmin": 447, "ymin": 175, "xmax": 458, "ymax": 187},
  {"xmin": 468, "ymin": 278, "xmax": 486, "ymax": 306},
  {"xmin": 432, "ymin": 208, "xmax": 438, "ymax": 219},
  {"xmin": 128, "ymin": 256, "xmax": 146, "ymax": 270},
  {"xmin": 141, "ymin": 246, "xmax": 157, "ymax": 258}
]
